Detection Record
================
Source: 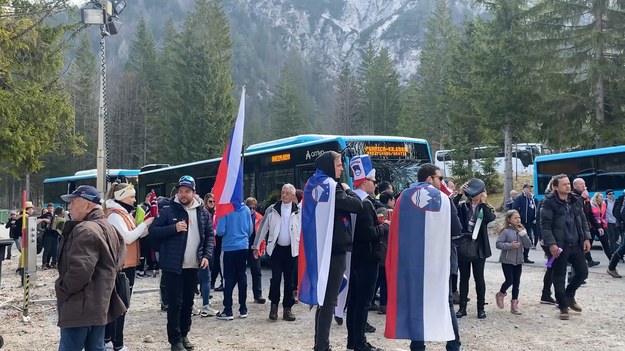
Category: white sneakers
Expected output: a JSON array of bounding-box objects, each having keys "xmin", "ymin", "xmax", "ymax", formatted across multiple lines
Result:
[
  {"xmin": 201, "ymin": 304, "xmax": 217, "ymax": 317},
  {"xmin": 105, "ymin": 342, "xmax": 129, "ymax": 351}
]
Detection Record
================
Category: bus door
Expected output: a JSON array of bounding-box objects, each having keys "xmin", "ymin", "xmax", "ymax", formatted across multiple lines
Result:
[{"xmin": 296, "ymin": 164, "xmax": 316, "ymax": 190}]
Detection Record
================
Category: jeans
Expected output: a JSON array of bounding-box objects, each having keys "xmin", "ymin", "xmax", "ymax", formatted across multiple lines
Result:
[
  {"xmin": 269, "ymin": 244, "xmax": 296, "ymax": 308},
  {"xmin": 346, "ymin": 260, "xmax": 379, "ymax": 348},
  {"xmin": 314, "ymin": 253, "xmax": 346, "ymax": 351},
  {"xmin": 198, "ymin": 266, "xmax": 211, "ymax": 306},
  {"xmin": 410, "ymin": 276, "xmax": 461, "ymax": 351},
  {"xmin": 608, "ymin": 240, "xmax": 625, "ymax": 271},
  {"xmin": 14, "ymin": 237, "xmax": 22, "ymax": 252},
  {"xmin": 163, "ymin": 269, "xmax": 197, "ymax": 344},
  {"xmin": 247, "ymin": 248, "xmax": 263, "ymax": 299},
  {"xmin": 105, "ymin": 268, "xmax": 135, "ymax": 349},
  {"xmin": 500, "ymin": 263, "xmax": 522, "ymax": 299},
  {"xmin": 59, "ymin": 325, "xmax": 105, "ymax": 351},
  {"xmin": 552, "ymin": 244, "xmax": 588, "ymax": 310},
  {"xmin": 608, "ymin": 223, "xmax": 619, "ymax": 253},
  {"xmin": 458, "ymin": 258, "xmax": 486, "ymax": 309},
  {"xmin": 222, "ymin": 249, "xmax": 248, "ymax": 315}
]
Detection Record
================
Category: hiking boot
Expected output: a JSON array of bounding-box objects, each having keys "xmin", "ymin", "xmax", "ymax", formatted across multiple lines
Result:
[
  {"xmin": 181, "ymin": 336, "xmax": 194, "ymax": 350},
  {"xmin": 283, "ymin": 307, "xmax": 296, "ymax": 321},
  {"xmin": 456, "ymin": 303, "xmax": 467, "ymax": 318},
  {"xmin": 453, "ymin": 291, "xmax": 461, "ymax": 304},
  {"xmin": 254, "ymin": 296, "xmax": 267, "ymax": 304},
  {"xmin": 559, "ymin": 308, "xmax": 570, "ymax": 320},
  {"xmin": 367, "ymin": 303, "xmax": 379, "ymax": 311},
  {"xmin": 510, "ymin": 299, "xmax": 521, "ymax": 315},
  {"xmin": 495, "ymin": 292, "xmax": 506, "ymax": 309},
  {"xmin": 540, "ymin": 295, "xmax": 557, "ymax": 305},
  {"xmin": 354, "ymin": 342, "xmax": 383, "ymax": 351},
  {"xmin": 567, "ymin": 298, "xmax": 582, "ymax": 312},
  {"xmin": 171, "ymin": 342, "xmax": 186, "ymax": 351},
  {"xmin": 607, "ymin": 269, "xmax": 623, "ymax": 278},
  {"xmin": 477, "ymin": 308, "xmax": 487, "ymax": 319},
  {"xmin": 269, "ymin": 303, "xmax": 278, "ymax": 321},
  {"xmin": 588, "ymin": 260, "xmax": 600, "ymax": 267},
  {"xmin": 364, "ymin": 322, "xmax": 376, "ymax": 333}
]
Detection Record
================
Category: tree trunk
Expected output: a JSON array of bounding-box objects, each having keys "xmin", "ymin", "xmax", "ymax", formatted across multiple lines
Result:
[
  {"xmin": 503, "ymin": 118, "xmax": 513, "ymax": 208},
  {"xmin": 595, "ymin": 3, "xmax": 605, "ymax": 148}
]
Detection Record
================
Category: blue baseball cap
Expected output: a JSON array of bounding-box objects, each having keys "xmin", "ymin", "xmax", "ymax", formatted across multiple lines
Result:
[
  {"xmin": 61, "ymin": 185, "xmax": 102, "ymax": 204},
  {"xmin": 176, "ymin": 175, "xmax": 196, "ymax": 191}
]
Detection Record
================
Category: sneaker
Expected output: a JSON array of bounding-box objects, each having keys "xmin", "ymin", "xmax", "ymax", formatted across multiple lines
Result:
[
  {"xmin": 523, "ymin": 258, "xmax": 535, "ymax": 264},
  {"xmin": 588, "ymin": 260, "xmax": 600, "ymax": 267},
  {"xmin": 377, "ymin": 305, "xmax": 386, "ymax": 314},
  {"xmin": 214, "ymin": 284, "xmax": 224, "ymax": 292},
  {"xmin": 334, "ymin": 315, "xmax": 343, "ymax": 325},
  {"xmin": 364, "ymin": 322, "xmax": 376, "ymax": 333},
  {"xmin": 239, "ymin": 312, "xmax": 248, "ymax": 319},
  {"xmin": 559, "ymin": 308, "xmax": 570, "ymax": 320},
  {"xmin": 607, "ymin": 269, "xmax": 623, "ymax": 278},
  {"xmin": 136, "ymin": 270, "xmax": 146, "ymax": 278},
  {"xmin": 540, "ymin": 296, "xmax": 557, "ymax": 305},
  {"xmin": 191, "ymin": 304, "xmax": 200, "ymax": 316},
  {"xmin": 171, "ymin": 342, "xmax": 186, "ymax": 351},
  {"xmin": 105, "ymin": 341, "xmax": 114, "ymax": 351},
  {"xmin": 216, "ymin": 311, "xmax": 234, "ymax": 320},
  {"xmin": 117, "ymin": 347, "xmax": 130, "ymax": 351},
  {"xmin": 200, "ymin": 305, "xmax": 216, "ymax": 317}
]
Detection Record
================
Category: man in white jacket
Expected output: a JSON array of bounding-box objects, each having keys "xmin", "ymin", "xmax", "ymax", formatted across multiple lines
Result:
[{"xmin": 253, "ymin": 183, "xmax": 301, "ymax": 321}]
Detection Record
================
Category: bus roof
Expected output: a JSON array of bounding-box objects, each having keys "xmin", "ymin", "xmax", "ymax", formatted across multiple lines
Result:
[
  {"xmin": 534, "ymin": 145, "xmax": 625, "ymax": 163},
  {"xmin": 44, "ymin": 169, "xmax": 139, "ymax": 183},
  {"xmin": 139, "ymin": 157, "xmax": 222, "ymax": 175}
]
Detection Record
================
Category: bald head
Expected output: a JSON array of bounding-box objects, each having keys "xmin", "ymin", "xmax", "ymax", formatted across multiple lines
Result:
[{"xmin": 572, "ymin": 178, "xmax": 586, "ymax": 193}]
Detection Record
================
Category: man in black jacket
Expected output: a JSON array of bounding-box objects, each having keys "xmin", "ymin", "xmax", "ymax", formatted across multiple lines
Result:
[
  {"xmin": 149, "ymin": 176, "xmax": 213, "ymax": 351},
  {"xmin": 346, "ymin": 155, "xmax": 387, "ymax": 351},
  {"xmin": 540, "ymin": 174, "xmax": 591, "ymax": 320}
]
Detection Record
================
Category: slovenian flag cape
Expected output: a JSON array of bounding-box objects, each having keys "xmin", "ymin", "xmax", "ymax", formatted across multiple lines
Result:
[
  {"xmin": 298, "ymin": 169, "xmax": 337, "ymax": 306},
  {"xmin": 385, "ymin": 182, "xmax": 454, "ymax": 341}
]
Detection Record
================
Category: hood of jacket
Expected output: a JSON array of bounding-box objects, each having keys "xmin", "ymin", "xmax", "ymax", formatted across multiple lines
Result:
[{"xmin": 174, "ymin": 195, "xmax": 201, "ymax": 210}]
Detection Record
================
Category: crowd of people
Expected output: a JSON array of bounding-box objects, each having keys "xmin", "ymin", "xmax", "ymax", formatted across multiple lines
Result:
[{"xmin": 4, "ymin": 150, "xmax": 625, "ymax": 351}]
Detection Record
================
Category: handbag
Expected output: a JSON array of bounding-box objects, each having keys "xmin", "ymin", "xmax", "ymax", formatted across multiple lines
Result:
[
  {"xmin": 101, "ymin": 223, "xmax": 131, "ymax": 309},
  {"xmin": 455, "ymin": 235, "xmax": 479, "ymax": 262}
]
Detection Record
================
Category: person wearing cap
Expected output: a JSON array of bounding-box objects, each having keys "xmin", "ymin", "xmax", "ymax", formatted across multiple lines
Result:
[
  {"xmin": 252, "ymin": 185, "xmax": 300, "ymax": 321},
  {"xmin": 148, "ymin": 176, "xmax": 213, "ymax": 351},
  {"xmin": 455, "ymin": 178, "xmax": 496, "ymax": 319},
  {"xmin": 103, "ymin": 182, "xmax": 154, "ymax": 351},
  {"xmin": 300, "ymin": 151, "xmax": 363, "ymax": 351},
  {"xmin": 605, "ymin": 190, "xmax": 619, "ymax": 255},
  {"xmin": 56, "ymin": 185, "xmax": 127, "ymax": 351},
  {"xmin": 513, "ymin": 184, "xmax": 537, "ymax": 263},
  {"xmin": 345, "ymin": 154, "xmax": 387, "ymax": 351}
]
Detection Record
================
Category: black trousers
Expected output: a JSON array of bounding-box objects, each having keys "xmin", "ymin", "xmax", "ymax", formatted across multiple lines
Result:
[
  {"xmin": 247, "ymin": 248, "xmax": 263, "ymax": 300},
  {"xmin": 346, "ymin": 260, "xmax": 379, "ymax": 348},
  {"xmin": 42, "ymin": 233, "xmax": 58, "ymax": 266},
  {"xmin": 211, "ymin": 236, "xmax": 223, "ymax": 287},
  {"xmin": 609, "ymin": 239, "xmax": 625, "ymax": 271},
  {"xmin": 163, "ymin": 269, "xmax": 197, "ymax": 344},
  {"xmin": 541, "ymin": 244, "xmax": 553, "ymax": 298},
  {"xmin": 608, "ymin": 223, "xmax": 619, "ymax": 254},
  {"xmin": 552, "ymin": 244, "xmax": 587, "ymax": 310},
  {"xmin": 223, "ymin": 249, "xmax": 248, "ymax": 314},
  {"xmin": 586, "ymin": 229, "xmax": 612, "ymax": 261},
  {"xmin": 458, "ymin": 258, "xmax": 486, "ymax": 309},
  {"xmin": 314, "ymin": 253, "xmax": 346, "ymax": 351},
  {"xmin": 105, "ymin": 267, "xmax": 136, "ymax": 349},
  {"xmin": 500, "ymin": 263, "xmax": 522, "ymax": 300},
  {"xmin": 269, "ymin": 244, "xmax": 296, "ymax": 308}
]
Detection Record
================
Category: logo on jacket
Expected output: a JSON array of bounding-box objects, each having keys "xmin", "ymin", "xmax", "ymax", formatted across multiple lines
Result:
[
  {"xmin": 409, "ymin": 186, "xmax": 442, "ymax": 212},
  {"xmin": 312, "ymin": 183, "xmax": 330, "ymax": 203}
]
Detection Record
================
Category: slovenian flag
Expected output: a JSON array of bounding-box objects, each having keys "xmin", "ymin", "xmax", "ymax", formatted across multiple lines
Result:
[
  {"xmin": 214, "ymin": 87, "xmax": 246, "ymax": 223},
  {"xmin": 385, "ymin": 182, "xmax": 454, "ymax": 341},
  {"xmin": 298, "ymin": 170, "xmax": 337, "ymax": 306}
]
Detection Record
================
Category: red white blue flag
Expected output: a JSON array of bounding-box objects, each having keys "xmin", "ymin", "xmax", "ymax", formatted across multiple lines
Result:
[
  {"xmin": 214, "ymin": 87, "xmax": 246, "ymax": 223},
  {"xmin": 385, "ymin": 182, "xmax": 454, "ymax": 341}
]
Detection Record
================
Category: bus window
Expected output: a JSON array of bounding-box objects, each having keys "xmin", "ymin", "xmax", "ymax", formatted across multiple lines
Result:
[
  {"xmin": 256, "ymin": 168, "xmax": 295, "ymax": 212},
  {"xmin": 596, "ymin": 152, "xmax": 625, "ymax": 190},
  {"xmin": 296, "ymin": 165, "xmax": 316, "ymax": 191}
]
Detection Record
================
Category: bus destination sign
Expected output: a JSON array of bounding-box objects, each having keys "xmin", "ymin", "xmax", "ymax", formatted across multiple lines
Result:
[
  {"xmin": 271, "ymin": 153, "xmax": 291, "ymax": 163},
  {"xmin": 364, "ymin": 145, "xmax": 408, "ymax": 157}
]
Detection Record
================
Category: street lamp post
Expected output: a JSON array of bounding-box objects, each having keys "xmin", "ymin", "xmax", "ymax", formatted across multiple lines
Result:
[{"xmin": 80, "ymin": 0, "xmax": 126, "ymax": 196}]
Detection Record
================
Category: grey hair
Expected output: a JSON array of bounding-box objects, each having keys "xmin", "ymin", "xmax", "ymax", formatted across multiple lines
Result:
[{"xmin": 282, "ymin": 183, "xmax": 296, "ymax": 194}]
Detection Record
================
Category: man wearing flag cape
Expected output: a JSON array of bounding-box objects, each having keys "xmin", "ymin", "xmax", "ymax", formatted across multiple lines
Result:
[
  {"xmin": 299, "ymin": 151, "xmax": 363, "ymax": 351},
  {"xmin": 385, "ymin": 163, "xmax": 463, "ymax": 351}
]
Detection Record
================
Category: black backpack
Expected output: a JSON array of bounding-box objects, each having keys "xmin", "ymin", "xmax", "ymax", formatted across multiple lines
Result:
[{"xmin": 614, "ymin": 194, "xmax": 625, "ymax": 221}]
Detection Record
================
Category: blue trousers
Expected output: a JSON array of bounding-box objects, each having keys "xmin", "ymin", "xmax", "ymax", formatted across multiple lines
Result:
[{"xmin": 58, "ymin": 325, "xmax": 105, "ymax": 351}]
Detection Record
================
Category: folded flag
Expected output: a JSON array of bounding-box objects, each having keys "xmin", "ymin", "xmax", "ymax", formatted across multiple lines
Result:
[{"xmin": 385, "ymin": 182, "xmax": 454, "ymax": 341}]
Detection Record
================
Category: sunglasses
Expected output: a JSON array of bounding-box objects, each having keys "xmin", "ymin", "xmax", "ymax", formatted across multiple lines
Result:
[
  {"xmin": 607, "ymin": 193, "xmax": 614, "ymax": 196},
  {"xmin": 367, "ymin": 179, "xmax": 378, "ymax": 185},
  {"xmin": 207, "ymin": 200, "xmax": 215, "ymax": 203}
]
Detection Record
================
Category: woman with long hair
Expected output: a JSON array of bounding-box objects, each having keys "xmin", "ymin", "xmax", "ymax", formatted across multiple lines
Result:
[
  {"xmin": 590, "ymin": 192, "xmax": 612, "ymax": 260},
  {"xmin": 495, "ymin": 210, "xmax": 532, "ymax": 315},
  {"xmin": 104, "ymin": 182, "xmax": 153, "ymax": 351}
]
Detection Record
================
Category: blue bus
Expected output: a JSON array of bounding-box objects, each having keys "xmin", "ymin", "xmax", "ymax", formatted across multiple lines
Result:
[
  {"xmin": 43, "ymin": 169, "xmax": 140, "ymax": 207},
  {"xmin": 533, "ymin": 146, "xmax": 625, "ymax": 200},
  {"xmin": 138, "ymin": 135, "xmax": 432, "ymax": 212}
]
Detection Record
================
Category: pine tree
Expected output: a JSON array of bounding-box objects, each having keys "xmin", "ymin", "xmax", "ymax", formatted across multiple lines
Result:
[
  {"xmin": 268, "ymin": 53, "xmax": 308, "ymax": 139},
  {"xmin": 334, "ymin": 63, "xmax": 359, "ymax": 134}
]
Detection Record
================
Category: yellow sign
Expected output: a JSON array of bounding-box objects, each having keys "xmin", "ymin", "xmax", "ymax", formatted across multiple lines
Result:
[
  {"xmin": 271, "ymin": 153, "xmax": 291, "ymax": 163},
  {"xmin": 364, "ymin": 145, "xmax": 408, "ymax": 157}
]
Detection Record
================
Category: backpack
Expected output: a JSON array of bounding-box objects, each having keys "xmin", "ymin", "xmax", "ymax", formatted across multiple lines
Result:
[{"xmin": 614, "ymin": 194, "xmax": 625, "ymax": 221}]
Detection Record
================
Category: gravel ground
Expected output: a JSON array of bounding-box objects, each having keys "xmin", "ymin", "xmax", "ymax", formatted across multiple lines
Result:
[{"xmin": 1, "ymin": 225, "xmax": 624, "ymax": 351}]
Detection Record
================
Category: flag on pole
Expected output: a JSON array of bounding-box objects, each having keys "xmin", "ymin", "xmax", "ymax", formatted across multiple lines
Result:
[{"xmin": 214, "ymin": 87, "xmax": 246, "ymax": 224}]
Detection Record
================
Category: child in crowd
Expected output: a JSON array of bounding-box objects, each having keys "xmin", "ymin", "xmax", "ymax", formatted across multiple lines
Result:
[{"xmin": 495, "ymin": 210, "xmax": 532, "ymax": 315}]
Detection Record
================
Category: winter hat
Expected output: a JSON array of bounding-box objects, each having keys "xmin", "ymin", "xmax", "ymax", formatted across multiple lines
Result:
[{"xmin": 350, "ymin": 155, "xmax": 376, "ymax": 188}]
